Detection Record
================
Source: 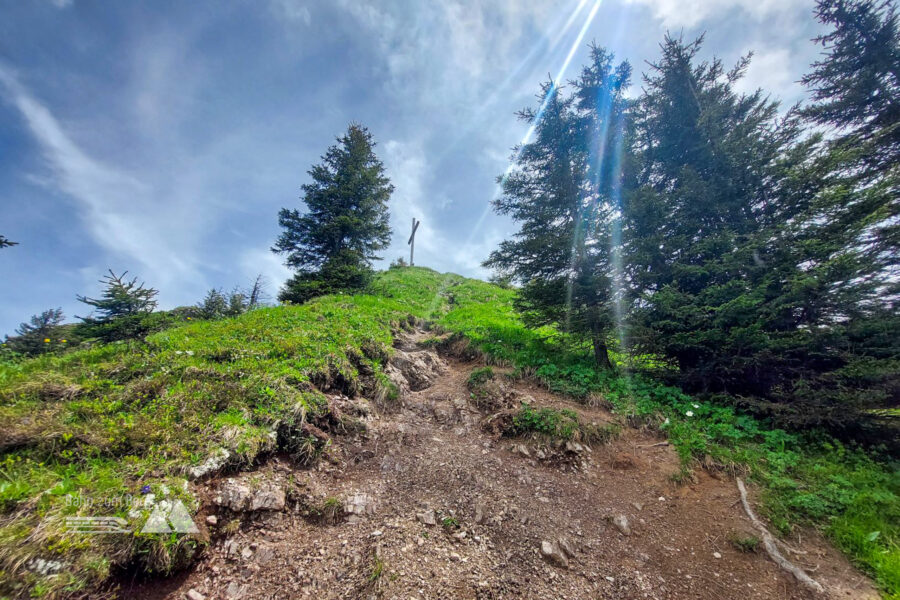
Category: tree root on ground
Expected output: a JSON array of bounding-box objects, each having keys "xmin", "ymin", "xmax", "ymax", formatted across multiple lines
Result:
[{"xmin": 736, "ymin": 478, "xmax": 825, "ymax": 595}]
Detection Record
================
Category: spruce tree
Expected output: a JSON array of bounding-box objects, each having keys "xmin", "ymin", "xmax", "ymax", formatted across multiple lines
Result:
[
  {"xmin": 624, "ymin": 33, "xmax": 898, "ymax": 430},
  {"xmin": 623, "ymin": 35, "xmax": 809, "ymax": 395},
  {"xmin": 76, "ymin": 270, "xmax": 159, "ymax": 341},
  {"xmin": 802, "ymin": 0, "xmax": 900, "ymax": 174},
  {"xmin": 484, "ymin": 46, "xmax": 630, "ymax": 368},
  {"xmin": 273, "ymin": 124, "xmax": 393, "ymax": 303},
  {"xmin": 77, "ymin": 270, "xmax": 158, "ymax": 320},
  {"xmin": 4, "ymin": 308, "xmax": 65, "ymax": 355},
  {"xmin": 802, "ymin": 0, "xmax": 900, "ymax": 280}
]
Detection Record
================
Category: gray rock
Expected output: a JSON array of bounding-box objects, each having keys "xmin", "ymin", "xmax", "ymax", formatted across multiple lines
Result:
[
  {"xmin": 27, "ymin": 558, "xmax": 65, "ymax": 576},
  {"xmin": 417, "ymin": 509, "xmax": 436, "ymax": 526},
  {"xmin": 389, "ymin": 349, "xmax": 447, "ymax": 391},
  {"xmin": 557, "ymin": 538, "xmax": 576, "ymax": 558},
  {"xmin": 540, "ymin": 540, "xmax": 569, "ymax": 568},
  {"xmin": 565, "ymin": 440, "xmax": 585, "ymax": 453},
  {"xmin": 612, "ymin": 514, "xmax": 631, "ymax": 536},
  {"xmin": 255, "ymin": 544, "xmax": 275, "ymax": 565},
  {"xmin": 225, "ymin": 582, "xmax": 244, "ymax": 599},
  {"xmin": 224, "ymin": 539, "xmax": 241, "ymax": 559},
  {"xmin": 249, "ymin": 484, "xmax": 285, "ymax": 511},
  {"xmin": 205, "ymin": 515, "xmax": 217, "ymax": 526},
  {"xmin": 344, "ymin": 492, "xmax": 376, "ymax": 520},
  {"xmin": 214, "ymin": 479, "xmax": 253, "ymax": 512},
  {"xmin": 474, "ymin": 504, "xmax": 485, "ymax": 524},
  {"xmin": 186, "ymin": 590, "xmax": 205, "ymax": 600},
  {"xmin": 188, "ymin": 448, "xmax": 231, "ymax": 480}
]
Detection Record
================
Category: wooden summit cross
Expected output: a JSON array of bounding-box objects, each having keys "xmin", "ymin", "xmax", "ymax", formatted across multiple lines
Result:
[
  {"xmin": 407, "ymin": 218, "xmax": 421, "ymax": 266},
  {"xmin": 408, "ymin": 218, "xmax": 420, "ymax": 266}
]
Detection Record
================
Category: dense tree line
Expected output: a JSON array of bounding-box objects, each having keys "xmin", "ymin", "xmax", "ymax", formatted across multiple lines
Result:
[
  {"xmin": 489, "ymin": 0, "xmax": 899, "ymax": 433},
  {"xmin": 3, "ymin": 272, "xmax": 267, "ymax": 353}
]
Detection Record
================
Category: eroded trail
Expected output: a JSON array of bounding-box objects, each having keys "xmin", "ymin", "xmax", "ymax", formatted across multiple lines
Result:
[{"xmin": 133, "ymin": 334, "xmax": 877, "ymax": 600}]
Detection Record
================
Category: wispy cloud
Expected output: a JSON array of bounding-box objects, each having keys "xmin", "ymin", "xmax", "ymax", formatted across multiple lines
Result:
[
  {"xmin": 0, "ymin": 65, "xmax": 203, "ymax": 291},
  {"xmin": 623, "ymin": 0, "xmax": 808, "ymax": 28}
]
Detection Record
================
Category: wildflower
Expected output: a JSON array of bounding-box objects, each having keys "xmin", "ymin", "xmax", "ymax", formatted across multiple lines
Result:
[
  {"xmin": 662, "ymin": 417, "xmax": 670, "ymax": 425},
  {"xmin": 44, "ymin": 338, "xmax": 50, "ymax": 343},
  {"xmin": 61, "ymin": 339, "xmax": 67, "ymax": 343},
  {"xmin": 140, "ymin": 484, "xmax": 152, "ymax": 494},
  {"xmin": 685, "ymin": 410, "xmax": 694, "ymax": 417},
  {"xmin": 187, "ymin": 317, "xmax": 192, "ymax": 320},
  {"xmin": 692, "ymin": 403, "xmax": 699, "ymax": 409}
]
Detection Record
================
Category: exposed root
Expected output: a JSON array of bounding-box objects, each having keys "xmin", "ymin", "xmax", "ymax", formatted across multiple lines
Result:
[{"xmin": 736, "ymin": 478, "xmax": 825, "ymax": 595}]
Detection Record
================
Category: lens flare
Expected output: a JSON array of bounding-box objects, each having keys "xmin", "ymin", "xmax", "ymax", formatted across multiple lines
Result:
[{"xmin": 465, "ymin": 0, "xmax": 604, "ymax": 244}]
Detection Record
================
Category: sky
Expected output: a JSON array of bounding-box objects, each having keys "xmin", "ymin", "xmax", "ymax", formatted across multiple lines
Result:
[{"xmin": 0, "ymin": 0, "xmax": 826, "ymax": 335}]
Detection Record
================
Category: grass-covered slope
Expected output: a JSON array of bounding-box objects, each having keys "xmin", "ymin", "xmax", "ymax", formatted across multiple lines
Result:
[{"xmin": 1, "ymin": 267, "xmax": 898, "ymax": 598}]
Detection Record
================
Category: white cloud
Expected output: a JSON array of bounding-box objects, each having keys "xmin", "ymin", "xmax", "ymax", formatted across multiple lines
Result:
[
  {"xmin": 382, "ymin": 139, "xmax": 438, "ymax": 265},
  {"xmin": 624, "ymin": 0, "xmax": 809, "ymax": 28},
  {"xmin": 0, "ymin": 65, "xmax": 202, "ymax": 290},
  {"xmin": 734, "ymin": 47, "xmax": 804, "ymax": 102},
  {"xmin": 238, "ymin": 246, "xmax": 292, "ymax": 300}
]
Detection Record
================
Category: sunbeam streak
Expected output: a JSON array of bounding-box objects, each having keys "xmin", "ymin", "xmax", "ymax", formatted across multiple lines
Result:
[{"xmin": 462, "ymin": 0, "xmax": 604, "ymax": 248}]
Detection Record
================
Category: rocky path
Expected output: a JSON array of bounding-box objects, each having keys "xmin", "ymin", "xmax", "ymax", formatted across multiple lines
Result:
[{"xmin": 130, "ymin": 334, "xmax": 878, "ymax": 600}]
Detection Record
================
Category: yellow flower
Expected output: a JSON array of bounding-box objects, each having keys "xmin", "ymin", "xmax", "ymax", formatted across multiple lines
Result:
[
  {"xmin": 44, "ymin": 338, "xmax": 50, "ymax": 343},
  {"xmin": 187, "ymin": 317, "xmax": 192, "ymax": 320},
  {"xmin": 61, "ymin": 339, "xmax": 67, "ymax": 343}
]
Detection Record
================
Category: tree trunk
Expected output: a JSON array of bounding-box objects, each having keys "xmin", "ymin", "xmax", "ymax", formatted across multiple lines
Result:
[{"xmin": 592, "ymin": 335, "xmax": 613, "ymax": 370}]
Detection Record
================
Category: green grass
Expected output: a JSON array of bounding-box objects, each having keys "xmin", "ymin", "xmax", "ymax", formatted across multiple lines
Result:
[{"xmin": 0, "ymin": 266, "xmax": 897, "ymax": 598}]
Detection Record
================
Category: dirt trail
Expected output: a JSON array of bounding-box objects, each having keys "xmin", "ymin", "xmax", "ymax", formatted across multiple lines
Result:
[{"xmin": 131, "ymin": 334, "xmax": 878, "ymax": 600}]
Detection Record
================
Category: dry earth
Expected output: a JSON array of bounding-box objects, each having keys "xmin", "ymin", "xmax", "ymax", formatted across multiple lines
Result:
[{"xmin": 127, "ymin": 333, "xmax": 879, "ymax": 600}]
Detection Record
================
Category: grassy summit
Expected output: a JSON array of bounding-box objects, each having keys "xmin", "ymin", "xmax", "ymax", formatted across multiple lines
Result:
[{"xmin": 0, "ymin": 267, "xmax": 897, "ymax": 598}]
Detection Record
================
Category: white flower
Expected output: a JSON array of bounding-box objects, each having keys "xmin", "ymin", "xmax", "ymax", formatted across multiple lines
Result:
[
  {"xmin": 692, "ymin": 403, "xmax": 699, "ymax": 409},
  {"xmin": 685, "ymin": 410, "xmax": 694, "ymax": 417},
  {"xmin": 663, "ymin": 418, "xmax": 670, "ymax": 425}
]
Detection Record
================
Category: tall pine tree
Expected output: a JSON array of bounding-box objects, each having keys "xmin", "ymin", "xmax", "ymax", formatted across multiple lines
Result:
[
  {"xmin": 485, "ymin": 46, "xmax": 631, "ymax": 368},
  {"xmin": 273, "ymin": 124, "xmax": 393, "ymax": 303},
  {"xmin": 623, "ymin": 35, "xmax": 810, "ymax": 396},
  {"xmin": 802, "ymin": 0, "xmax": 900, "ymax": 175}
]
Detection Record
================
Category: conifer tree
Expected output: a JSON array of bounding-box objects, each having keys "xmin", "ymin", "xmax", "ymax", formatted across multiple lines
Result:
[
  {"xmin": 623, "ymin": 35, "xmax": 808, "ymax": 392},
  {"xmin": 76, "ymin": 270, "xmax": 159, "ymax": 341},
  {"xmin": 802, "ymin": 0, "xmax": 900, "ymax": 174},
  {"xmin": 273, "ymin": 124, "xmax": 393, "ymax": 303},
  {"xmin": 4, "ymin": 308, "xmax": 65, "ymax": 355},
  {"xmin": 485, "ymin": 46, "xmax": 631, "ymax": 368},
  {"xmin": 77, "ymin": 270, "xmax": 158, "ymax": 321}
]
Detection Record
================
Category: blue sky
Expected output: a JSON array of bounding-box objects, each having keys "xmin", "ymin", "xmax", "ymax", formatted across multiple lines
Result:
[{"xmin": 0, "ymin": 0, "xmax": 824, "ymax": 334}]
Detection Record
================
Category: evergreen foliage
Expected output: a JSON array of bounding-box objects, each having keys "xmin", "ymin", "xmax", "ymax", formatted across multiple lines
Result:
[
  {"xmin": 623, "ymin": 34, "xmax": 899, "ymax": 431},
  {"xmin": 3, "ymin": 308, "xmax": 66, "ymax": 356},
  {"xmin": 484, "ymin": 46, "xmax": 631, "ymax": 368},
  {"xmin": 802, "ymin": 0, "xmax": 900, "ymax": 174},
  {"xmin": 196, "ymin": 277, "xmax": 265, "ymax": 320},
  {"xmin": 76, "ymin": 270, "xmax": 160, "ymax": 342},
  {"xmin": 273, "ymin": 124, "xmax": 393, "ymax": 303}
]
